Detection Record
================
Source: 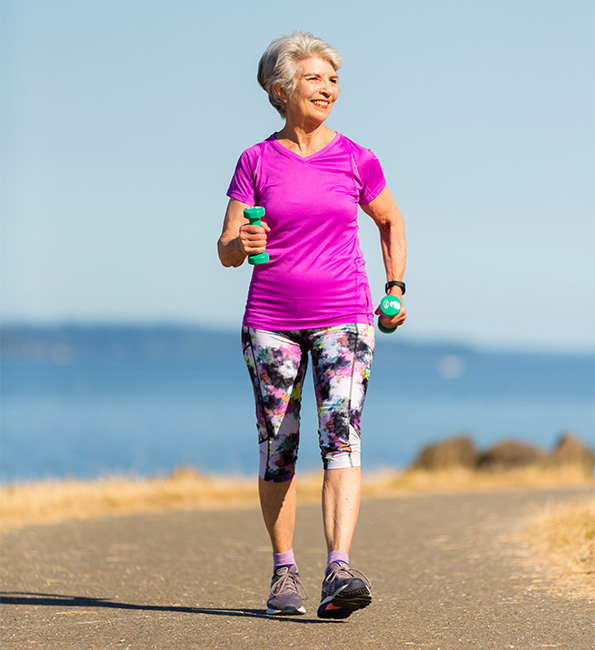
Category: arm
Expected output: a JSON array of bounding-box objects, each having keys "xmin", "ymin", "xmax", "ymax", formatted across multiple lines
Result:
[
  {"xmin": 217, "ymin": 198, "xmax": 270, "ymax": 268},
  {"xmin": 361, "ymin": 186, "xmax": 408, "ymax": 329}
]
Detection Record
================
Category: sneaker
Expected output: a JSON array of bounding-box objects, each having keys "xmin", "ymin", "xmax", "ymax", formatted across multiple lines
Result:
[
  {"xmin": 266, "ymin": 565, "xmax": 308, "ymax": 615},
  {"xmin": 317, "ymin": 561, "xmax": 372, "ymax": 619}
]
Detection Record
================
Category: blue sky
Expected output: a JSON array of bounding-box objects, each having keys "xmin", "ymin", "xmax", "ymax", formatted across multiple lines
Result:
[{"xmin": 2, "ymin": 0, "xmax": 593, "ymax": 351}]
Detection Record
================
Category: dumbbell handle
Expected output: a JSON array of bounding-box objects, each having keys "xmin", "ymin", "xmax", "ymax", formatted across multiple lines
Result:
[
  {"xmin": 243, "ymin": 207, "xmax": 269, "ymax": 265},
  {"xmin": 378, "ymin": 295, "xmax": 402, "ymax": 334}
]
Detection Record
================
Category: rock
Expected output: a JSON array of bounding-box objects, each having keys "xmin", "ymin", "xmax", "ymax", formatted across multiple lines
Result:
[
  {"xmin": 477, "ymin": 441, "xmax": 546, "ymax": 471},
  {"xmin": 549, "ymin": 432, "xmax": 595, "ymax": 472},
  {"xmin": 414, "ymin": 435, "xmax": 478, "ymax": 470}
]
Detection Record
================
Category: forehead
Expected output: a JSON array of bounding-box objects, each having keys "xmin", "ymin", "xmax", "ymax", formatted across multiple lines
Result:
[{"xmin": 297, "ymin": 56, "xmax": 338, "ymax": 77}]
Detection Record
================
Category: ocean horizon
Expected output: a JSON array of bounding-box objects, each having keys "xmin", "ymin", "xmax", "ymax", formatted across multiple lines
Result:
[{"xmin": 1, "ymin": 324, "xmax": 593, "ymax": 484}]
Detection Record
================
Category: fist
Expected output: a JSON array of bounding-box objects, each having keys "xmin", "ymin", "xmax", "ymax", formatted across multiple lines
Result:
[{"xmin": 239, "ymin": 221, "xmax": 270, "ymax": 256}]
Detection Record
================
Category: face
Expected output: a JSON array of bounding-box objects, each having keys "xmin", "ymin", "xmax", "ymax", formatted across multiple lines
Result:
[{"xmin": 280, "ymin": 56, "xmax": 339, "ymax": 124}]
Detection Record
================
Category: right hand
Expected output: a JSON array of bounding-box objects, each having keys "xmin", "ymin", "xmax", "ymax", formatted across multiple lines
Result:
[{"xmin": 239, "ymin": 221, "xmax": 270, "ymax": 257}]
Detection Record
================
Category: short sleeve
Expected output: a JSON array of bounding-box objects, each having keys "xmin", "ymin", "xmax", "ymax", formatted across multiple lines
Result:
[
  {"xmin": 226, "ymin": 146, "xmax": 260, "ymax": 206},
  {"xmin": 357, "ymin": 149, "xmax": 386, "ymax": 206}
]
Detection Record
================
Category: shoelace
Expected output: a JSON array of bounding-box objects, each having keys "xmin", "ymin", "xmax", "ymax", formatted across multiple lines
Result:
[
  {"xmin": 324, "ymin": 562, "xmax": 372, "ymax": 588},
  {"xmin": 271, "ymin": 568, "xmax": 309, "ymax": 600}
]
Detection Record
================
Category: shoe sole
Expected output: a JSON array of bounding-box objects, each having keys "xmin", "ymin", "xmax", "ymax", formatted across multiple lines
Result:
[
  {"xmin": 317, "ymin": 584, "xmax": 372, "ymax": 619},
  {"xmin": 266, "ymin": 605, "xmax": 306, "ymax": 615}
]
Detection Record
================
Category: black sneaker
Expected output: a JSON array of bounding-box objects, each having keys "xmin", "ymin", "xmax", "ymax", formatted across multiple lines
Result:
[
  {"xmin": 317, "ymin": 561, "xmax": 372, "ymax": 619},
  {"xmin": 266, "ymin": 565, "xmax": 308, "ymax": 615}
]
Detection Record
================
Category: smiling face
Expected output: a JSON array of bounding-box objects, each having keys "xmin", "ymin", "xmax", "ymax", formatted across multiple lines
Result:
[{"xmin": 280, "ymin": 56, "xmax": 339, "ymax": 126}]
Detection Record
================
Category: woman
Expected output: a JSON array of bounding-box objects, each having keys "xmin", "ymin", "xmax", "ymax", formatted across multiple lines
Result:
[{"xmin": 218, "ymin": 31, "xmax": 407, "ymax": 619}]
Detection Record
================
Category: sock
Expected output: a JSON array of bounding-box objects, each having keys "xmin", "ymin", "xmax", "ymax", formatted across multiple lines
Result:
[
  {"xmin": 327, "ymin": 550, "xmax": 349, "ymax": 572},
  {"xmin": 273, "ymin": 549, "xmax": 296, "ymax": 570}
]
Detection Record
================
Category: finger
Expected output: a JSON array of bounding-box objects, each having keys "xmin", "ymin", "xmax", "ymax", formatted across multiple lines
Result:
[
  {"xmin": 378, "ymin": 311, "xmax": 406, "ymax": 329},
  {"xmin": 240, "ymin": 226, "xmax": 267, "ymax": 240},
  {"xmin": 241, "ymin": 224, "xmax": 265, "ymax": 235}
]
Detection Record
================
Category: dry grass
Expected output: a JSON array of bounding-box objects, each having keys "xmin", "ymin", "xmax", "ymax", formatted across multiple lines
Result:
[
  {"xmin": 520, "ymin": 496, "xmax": 595, "ymax": 600},
  {"xmin": 0, "ymin": 469, "xmax": 257, "ymax": 532},
  {"xmin": 378, "ymin": 464, "xmax": 593, "ymax": 493},
  {"xmin": 1, "ymin": 464, "xmax": 591, "ymax": 532}
]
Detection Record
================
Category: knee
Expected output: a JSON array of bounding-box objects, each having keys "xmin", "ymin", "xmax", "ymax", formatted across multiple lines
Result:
[
  {"xmin": 320, "ymin": 424, "xmax": 361, "ymax": 470},
  {"xmin": 259, "ymin": 438, "xmax": 298, "ymax": 482}
]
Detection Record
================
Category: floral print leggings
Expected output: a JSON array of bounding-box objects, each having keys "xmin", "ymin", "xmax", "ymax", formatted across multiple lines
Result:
[{"xmin": 241, "ymin": 323, "xmax": 375, "ymax": 483}]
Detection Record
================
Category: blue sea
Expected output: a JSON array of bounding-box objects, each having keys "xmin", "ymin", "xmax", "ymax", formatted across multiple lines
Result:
[{"xmin": 1, "ymin": 326, "xmax": 593, "ymax": 483}]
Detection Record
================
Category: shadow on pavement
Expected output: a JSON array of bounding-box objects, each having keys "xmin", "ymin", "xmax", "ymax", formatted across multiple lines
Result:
[{"xmin": 0, "ymin": 592, "xmax": 336, "ymax": 624}]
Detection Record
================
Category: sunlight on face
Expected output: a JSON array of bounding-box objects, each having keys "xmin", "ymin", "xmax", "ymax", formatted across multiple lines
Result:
[{"xmin": 286, "ymin": 56, "xmax": 339, "ymax": 124}]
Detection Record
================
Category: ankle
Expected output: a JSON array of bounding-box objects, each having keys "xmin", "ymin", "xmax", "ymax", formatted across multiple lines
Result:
[
  {"xmin": 273, "ymin": 549, "xmax": 296, "ymax": 569},
  {"xmin": 326, "ymin": 550, "xmax": 349, "ymax": 572}
]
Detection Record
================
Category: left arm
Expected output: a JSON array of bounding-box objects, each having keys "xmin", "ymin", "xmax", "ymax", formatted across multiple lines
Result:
[{"xmin": 361, "ymin": 186, "xmax": 408, "ymax": 329}]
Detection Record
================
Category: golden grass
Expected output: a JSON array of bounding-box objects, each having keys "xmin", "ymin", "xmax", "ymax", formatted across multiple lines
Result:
[
  {"xmin": 0, "ymin": 468, "xmax": 256, "ymax": 532},
  {"xmin": 378, "ymin": 464, "xmax": 593, "ymax": 493},
  {"xmin": 520, "ymin": 496, "xmax": 595, "ymax": 600},
  {"xmin": 1, "ymin": 464, "xmax": 592, "ymax": 532}
]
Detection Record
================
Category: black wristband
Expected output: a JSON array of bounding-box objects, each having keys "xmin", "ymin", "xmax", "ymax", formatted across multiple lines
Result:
[{"xmin": 385, "ymin": 280, "xmax": 406, "ymax": 295}]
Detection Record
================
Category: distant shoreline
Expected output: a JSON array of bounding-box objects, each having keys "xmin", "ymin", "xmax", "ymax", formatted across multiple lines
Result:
[{"xmin": 2, "ymin": 322, "xmax": 594, "ymax": 358}]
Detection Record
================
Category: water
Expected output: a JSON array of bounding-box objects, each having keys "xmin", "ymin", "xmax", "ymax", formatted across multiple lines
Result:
[{"xmin": 1, "ymin": 326, "xmax": 593, "ymax": 482}]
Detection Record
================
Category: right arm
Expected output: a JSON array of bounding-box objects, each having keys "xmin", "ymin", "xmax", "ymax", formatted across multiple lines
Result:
[{"xmin": 217, "ymin": 198, "xmax": 270, "ymax": 268}]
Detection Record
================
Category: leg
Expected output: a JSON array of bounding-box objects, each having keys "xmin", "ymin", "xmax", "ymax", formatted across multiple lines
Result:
[
  {"xmin": 242, "ymin": 327, "xmax": 309, "ymax": 615},
  {"xmin": 310, "ymin": 322, "xmax": 374, "ymax": 550},
  {"xmin": 309, "ymin": 324, "xmax": 375, "ymax": 619},
  {"xmin": 259, "ymin": 475, "xmax": 297, "ymax": 553},
  {"xmin": 260, "ymin": 474, "xmax": 307, "ymax": 615},
  {"xmin": 322, "ymin": 466, "xmax": 361, "ymax": 554}
]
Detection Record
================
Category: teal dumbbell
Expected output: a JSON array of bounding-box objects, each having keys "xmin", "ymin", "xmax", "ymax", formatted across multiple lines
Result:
[
  {"xmin": 378, "ymin": 295, "xmax": 402, "ymax": 334},
  {"xmin": 244, "ymin": 206, "xmax": 269, "ymax": 265}
]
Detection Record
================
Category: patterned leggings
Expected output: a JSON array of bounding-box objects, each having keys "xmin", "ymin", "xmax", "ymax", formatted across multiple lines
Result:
[{"xmin": 241, "ymin": 323, "xmax": 375, "ymax": 483}]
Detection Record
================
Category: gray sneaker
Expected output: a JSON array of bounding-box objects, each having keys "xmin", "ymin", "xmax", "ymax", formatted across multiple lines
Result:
[
  {"xmin": 266, "ymin": 565, "xmax": 308, "ymax": 615},
  {"xmin": 317, "ymin": 561, "xmax": 372, "ymax": 619}
]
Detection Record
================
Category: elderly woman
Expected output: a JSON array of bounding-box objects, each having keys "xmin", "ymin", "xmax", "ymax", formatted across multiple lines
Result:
[{"xmin": 218, "ymin": 31, "xmax": 407, "ymax": 619}]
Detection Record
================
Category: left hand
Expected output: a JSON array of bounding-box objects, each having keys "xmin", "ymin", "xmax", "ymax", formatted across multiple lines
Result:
[{"xmin": 375, "ymin": 292, "xmax": 407, "ymax": 331}]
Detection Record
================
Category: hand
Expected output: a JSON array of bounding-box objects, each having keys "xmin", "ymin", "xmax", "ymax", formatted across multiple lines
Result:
[
  {"xmin": 375, "ymin": 291, "xmax": 407, "ymax": 331},
  {"xmin": 239, "ymin": 221, "xmax": 270, "ymax": 256}
]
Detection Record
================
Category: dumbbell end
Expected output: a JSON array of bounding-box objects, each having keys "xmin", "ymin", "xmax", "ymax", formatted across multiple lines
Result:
[
  {"xmin": 378, "ymin": 321, "xmax": 398, "ymax": 334},
  {"xmin": 248, "ymin": 252, "xmax": 270, "ymax": 265}
]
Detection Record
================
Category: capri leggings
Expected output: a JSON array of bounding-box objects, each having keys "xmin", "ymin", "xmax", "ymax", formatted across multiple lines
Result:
[{"xmin": 241, "ymin": 323, "xmax": 375, "ymax": 483}]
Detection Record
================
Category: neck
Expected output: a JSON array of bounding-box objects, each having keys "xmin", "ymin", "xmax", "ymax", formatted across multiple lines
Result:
[{"xmin": 275, "ymin": 122, "xmax": 336, "ymax": 157}]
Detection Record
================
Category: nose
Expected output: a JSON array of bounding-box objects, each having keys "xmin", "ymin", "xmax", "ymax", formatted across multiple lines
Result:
[{"xmin": 320, "ymin": 81, "xmax": 332, "ymax": 97}]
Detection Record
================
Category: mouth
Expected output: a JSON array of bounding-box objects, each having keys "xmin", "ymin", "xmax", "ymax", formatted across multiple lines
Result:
[{"xmin": 311, "ymin": 99, "xmax": 331, "ymax": 108}]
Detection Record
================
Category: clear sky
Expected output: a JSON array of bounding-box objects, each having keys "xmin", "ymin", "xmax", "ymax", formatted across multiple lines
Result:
[{"xmin": 2, "ymin": 0, "xmax": 593, "ymax": 352}]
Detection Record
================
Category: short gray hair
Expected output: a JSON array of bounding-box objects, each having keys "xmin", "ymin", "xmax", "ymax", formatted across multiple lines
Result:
[{"xmin": 257, "ymin": 31, "xmax": 342, "ymax": 117}]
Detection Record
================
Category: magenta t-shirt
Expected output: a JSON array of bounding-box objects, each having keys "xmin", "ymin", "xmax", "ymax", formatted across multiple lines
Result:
[{"xmin": 227, "ymin": 133, "xmax": 386, "ymax": 330}]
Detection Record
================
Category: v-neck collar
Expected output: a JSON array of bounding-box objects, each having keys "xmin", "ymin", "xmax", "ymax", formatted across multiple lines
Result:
[{"xmin": 268, "ymin": 132, "xmax": 341, "ymax": 162}]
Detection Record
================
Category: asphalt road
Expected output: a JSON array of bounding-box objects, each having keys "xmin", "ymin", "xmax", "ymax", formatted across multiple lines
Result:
[{"xmin": 1, "ymin": 487, "xmax": 592, "ymax": 650}]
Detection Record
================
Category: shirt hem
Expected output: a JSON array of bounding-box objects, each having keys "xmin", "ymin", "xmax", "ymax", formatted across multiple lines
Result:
[
  {"xmin": 359, "ymin": 178, "xmax": 387, "ymax": 206},
  {"xmin": 242, "ymin": 313, "xmax": 374, "ymax": 331}
]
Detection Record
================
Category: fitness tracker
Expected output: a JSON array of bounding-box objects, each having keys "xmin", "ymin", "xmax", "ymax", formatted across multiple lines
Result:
[{"xmin": 385, "ymin": 280, "xmax": 406, "ymax": 295}]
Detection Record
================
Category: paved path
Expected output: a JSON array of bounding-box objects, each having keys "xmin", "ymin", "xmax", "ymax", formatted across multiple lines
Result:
[{"xmin": 1, "ymin": 487, "xmax": 592, "ymax": 649}]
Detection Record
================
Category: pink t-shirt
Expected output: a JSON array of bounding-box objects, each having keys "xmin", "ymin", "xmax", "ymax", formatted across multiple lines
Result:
[{"xmin": 227, "ymin": 133, "xmax": 386, "ymax": 330}]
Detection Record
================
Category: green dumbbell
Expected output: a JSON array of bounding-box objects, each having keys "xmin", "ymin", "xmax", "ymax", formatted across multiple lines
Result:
[
  {"xmin": 244, "ymin": 206, "xmax": 269, "ymax": 265},
  {"xmin": 378, "ymin": 295, "xmax": 402, "ymax": 334}
]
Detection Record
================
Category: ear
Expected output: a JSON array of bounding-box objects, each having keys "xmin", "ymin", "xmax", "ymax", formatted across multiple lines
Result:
[{"xmin": 272, "ymin": 82, "xmax": 287, "ymax": 104}]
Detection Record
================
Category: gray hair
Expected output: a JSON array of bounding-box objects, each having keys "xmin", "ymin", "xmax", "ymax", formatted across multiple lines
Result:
[{"xmin": 257, "ymin": 31, "xmax": 342, "ymax": 117}]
